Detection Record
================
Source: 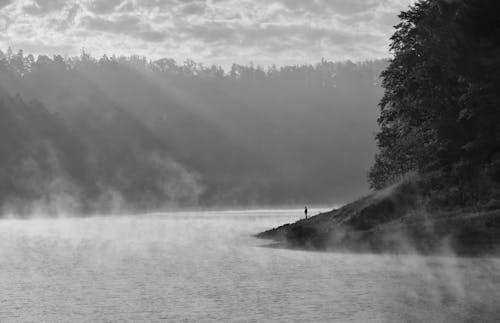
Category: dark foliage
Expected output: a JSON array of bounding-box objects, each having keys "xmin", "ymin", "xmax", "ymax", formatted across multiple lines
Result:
[{"xmin": 369, "ymin": 0, "xmax": 500, "ymax": 208}]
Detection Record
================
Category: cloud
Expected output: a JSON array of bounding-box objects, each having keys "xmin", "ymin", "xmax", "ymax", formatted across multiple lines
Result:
[
  {"xmin": 81, "ymin": 15, "xmax": 167, "ymax": 42},
  {"xmin": 0, "ymin": 0, "xmax": 416, "ymax": 65},
  {"xmin": 87, "ymin": 0, "xmax": 124, "ymax": 14},
  {"xmin": 181, "ymin": 2, "xmax": 206, "ymax": 15},
  {"xmin": 274, "ymin": 0, "xmax": 381, "ymax": 15},
  {"xmin": 23, "ymin": 0, "xmax": 68, "ymax": 15},
  {"xmin": 177, "ymin": 21, "xmax": 376, "ymax": 49},
  {"xmin": 0, "ymin": 0, "xmax": 13, "ymax": 9},
  {"xmin": 49, "ymin": 4, "xmax": 80, "ymax": 31}
]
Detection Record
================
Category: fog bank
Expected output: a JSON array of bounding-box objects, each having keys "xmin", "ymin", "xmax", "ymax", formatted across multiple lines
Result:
[{"xmin": 0, "ymin": 51, "xmax": 386, "ymax": 212}]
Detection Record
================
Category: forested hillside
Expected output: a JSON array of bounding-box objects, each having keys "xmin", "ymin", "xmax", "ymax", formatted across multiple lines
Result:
[
  {"xmin": 258, "ymin": 0, "xmax": 500, "ymax": 254},
  {"xmin": 0, "ymin": 52, "xmax": 386, "ymax": 213},
  {"xmin": 0, "ymin": 88, "xmax": 86, "ymax": 213},
  {"xmin": 369, "ymin": 0, "xmax": 500, "ymax": 209}
]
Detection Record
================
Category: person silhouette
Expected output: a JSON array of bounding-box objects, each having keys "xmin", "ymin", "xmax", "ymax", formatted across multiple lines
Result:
[{"xmin": 304, "ymin": 206, "xmax": 308, "ymax": 219}]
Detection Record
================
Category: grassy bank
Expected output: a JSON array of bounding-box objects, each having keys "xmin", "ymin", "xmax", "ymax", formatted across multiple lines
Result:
[{"xmin": 256, "ymin": 181, "xmax": 500, "ymax": 256}]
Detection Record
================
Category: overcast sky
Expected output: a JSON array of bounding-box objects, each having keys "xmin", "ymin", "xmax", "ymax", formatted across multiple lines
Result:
[{"xmin": 0, "ymin": 0, "xmax": 415, "ymax": 66}]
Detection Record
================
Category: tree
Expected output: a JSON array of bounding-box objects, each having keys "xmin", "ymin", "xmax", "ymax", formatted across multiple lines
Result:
[{"xmin": 369, "ymin": 0, "xmax": 500, "ymax": 206}]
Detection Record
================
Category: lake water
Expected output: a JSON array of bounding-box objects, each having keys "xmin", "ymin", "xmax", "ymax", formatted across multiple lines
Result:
[{"xmin": 0, "ymin": 209, "xmax": 499, "ymax": 322}]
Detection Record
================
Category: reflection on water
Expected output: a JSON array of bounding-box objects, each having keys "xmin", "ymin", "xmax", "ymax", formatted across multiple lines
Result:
[{"xmin": 0, "ymin": 210, "xmax": 499, "ymax": 322}]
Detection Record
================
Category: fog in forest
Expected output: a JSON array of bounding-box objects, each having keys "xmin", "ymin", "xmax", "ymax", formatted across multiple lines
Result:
[
  {"xmin": 0, "ymin": 50, "xmax": 386, "ymax": 214},
  {"xmin": 1, "ymin": 0, "xmax": 499, "ymax": 321}
]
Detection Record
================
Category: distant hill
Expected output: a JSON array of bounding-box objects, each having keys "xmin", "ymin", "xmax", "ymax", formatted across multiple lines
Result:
[
  {"xmin": 0, "ymin": 87, "xmax": 202, "ymax": 215},
  {"xmin": 0, "ymin": 53, "xmax": 387, "ymax": 212}
]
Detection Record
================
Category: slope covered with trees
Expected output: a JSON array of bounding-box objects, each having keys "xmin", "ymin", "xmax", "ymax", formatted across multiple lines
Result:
[
  {"xmin": 0, "ymin": 86, "xmax": 202, "ymax": 215},
  {"xmin": 0, "ymin": 88, "xmax": 87, "ymax": 213},
  {"xmin": 0, "ymin": 50, "xmax": 386, "ymax": 212},
  {"xmin": 369, "ymin": 0, "xmax": 500, "ymax": 208},
  {"xmin": 258, "ymin": 0, "xmax": 500, "ymax": 255}
]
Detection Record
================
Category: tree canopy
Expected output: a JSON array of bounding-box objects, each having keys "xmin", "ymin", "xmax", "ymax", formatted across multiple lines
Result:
[
  {"xmin": 369, "ymin": 0, "xmax": 500, "ymax": 208},
  {"xmin": 0, "ymin": 50, "xmax": 387, "ymax": 213}
]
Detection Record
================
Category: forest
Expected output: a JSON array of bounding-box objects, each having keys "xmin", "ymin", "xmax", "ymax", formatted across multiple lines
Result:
[
  {"xmin": 0, "ymin": 50, "xmax": 386, "ymax": 214},
  {"xmin": 369, "ymin": 0, "xmax": 500, "ymax": 210},
  {"xmin": 258, "ymin": 0, "xmax": 500, "ymax": 255}
]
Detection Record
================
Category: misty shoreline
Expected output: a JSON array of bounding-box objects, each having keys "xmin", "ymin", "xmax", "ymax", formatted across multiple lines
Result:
[
  {"xmin": 0, "ymin": 206, "xmax": 331, "ymax": 220},
  {"xmin": 256, "ymin": 184, "xmax": 500, "ymax": 258}
]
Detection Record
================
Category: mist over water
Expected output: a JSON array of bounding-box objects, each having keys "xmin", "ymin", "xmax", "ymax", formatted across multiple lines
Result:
[{"xmin": 0, "ymin": 210, "xmax": 498, "ymax": 322}]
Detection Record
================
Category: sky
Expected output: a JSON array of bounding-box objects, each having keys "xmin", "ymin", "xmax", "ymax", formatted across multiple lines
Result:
[{"xmin": 0, "ymin": 0, "xmax": 415, "ymax": 66}]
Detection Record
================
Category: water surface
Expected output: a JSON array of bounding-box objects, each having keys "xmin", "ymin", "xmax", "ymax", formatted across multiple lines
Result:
[{"xmin": 0, "ymin": 210, "xmax": 499, "ymax": 322}]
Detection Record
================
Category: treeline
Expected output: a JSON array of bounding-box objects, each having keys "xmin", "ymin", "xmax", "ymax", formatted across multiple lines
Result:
[
  {"xmin": 0, "ymin": 49, "xmax": 386, "ymax": 213},
  {"xmin": 369, "ymin": 0, "xmax": 500, "ymax": 208},
  {"xmin": 0, "ymin": 48, "xmax": 385, "ymax": 87}
]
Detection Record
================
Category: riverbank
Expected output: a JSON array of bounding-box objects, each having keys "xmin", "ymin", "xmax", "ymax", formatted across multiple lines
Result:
[{"xmin": 256, "ymin": 183, "xmax": 500, "ymax": 256}]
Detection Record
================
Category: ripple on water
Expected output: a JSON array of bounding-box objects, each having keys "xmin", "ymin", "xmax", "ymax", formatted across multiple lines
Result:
[{"xmin": 0, "ymin": 211, "xmax": 498, "ymax": 322}]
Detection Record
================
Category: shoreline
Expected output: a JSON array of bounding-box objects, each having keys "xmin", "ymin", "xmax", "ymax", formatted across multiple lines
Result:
[{"xmin": 255, "ymin": 191, "xmax": 500, "ymax": 257}]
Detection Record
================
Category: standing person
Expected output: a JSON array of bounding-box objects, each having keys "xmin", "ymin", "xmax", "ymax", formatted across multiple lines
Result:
[{"xmin": 304, "ymin": 206, "xmax": 308, "ymax": 219}]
